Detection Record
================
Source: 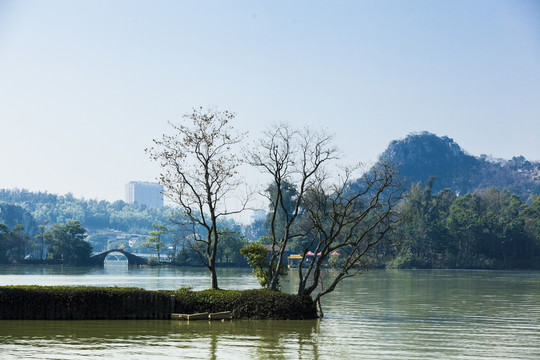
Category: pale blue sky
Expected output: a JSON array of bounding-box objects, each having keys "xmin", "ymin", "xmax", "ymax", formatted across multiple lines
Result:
[{"xmin": 1, "ymin": 0, "xmax": 539, "ymax": 202}]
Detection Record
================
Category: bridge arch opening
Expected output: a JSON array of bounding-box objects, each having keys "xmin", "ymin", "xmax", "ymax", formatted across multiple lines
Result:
[
  {"xmin": 90, "ymin": 249, "xmax": 148, "ymax": 267},
  {"xmin": 105, "ymin": 252, "xmax": 128, "ymax": 262},
  {"xmin": 103, "ymin": 251, "xmax": 129, "ymax": 274}
]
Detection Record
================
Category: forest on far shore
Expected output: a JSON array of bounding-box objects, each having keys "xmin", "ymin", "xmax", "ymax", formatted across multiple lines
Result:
[
  {"xmin": 1, "ymin": 132, "xmax": 539, "ymax": 269},
  {"xmin": 384, "ymin": 180, "xmax": 539, "ymax": 269},
  {"xmin": 0, "ymin": 182, "xmax": 538, "ymax": 270}
]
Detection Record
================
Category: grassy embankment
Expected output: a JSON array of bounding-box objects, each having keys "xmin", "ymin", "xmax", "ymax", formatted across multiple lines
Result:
[{"xmin": 0, "ymin": 286, "xmax": 317, "ymax": 320}]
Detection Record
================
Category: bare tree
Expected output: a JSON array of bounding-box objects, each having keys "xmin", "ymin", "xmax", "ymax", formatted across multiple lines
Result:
[
  {"xmin": 296, "ymin": 162, "xmax": 402, "ymax": 316},
  {"xmin": 248, "ymin": 124, "xmax": 339, "ymax": 291},
  {"xmin": 249, "ymin": 124, "xmax": 402, "ymax": 315},
  {"xmin": 146, "ymin": 107, "xmax": 248, "ymax": 289}
]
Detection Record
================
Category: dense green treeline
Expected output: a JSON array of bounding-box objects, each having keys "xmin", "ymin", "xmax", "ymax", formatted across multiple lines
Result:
[
  {"xmin": 0, "ymin": 188, "xmax": 177, "ymax": 263},
  {"xmin": 248, "ymin": 176, "xmax": 539, "ymax": 270},
  {"xmin": 0, "ymin": 223, "xmax": 28, "ymax": 264},
  {"xmin": 1, "ymin": 184, "xmax": 538, "ymax": 270},
  {"xmin": 0, "ymin": 188, "xmax": 248, "ymax": 266},
  {"xmin": 0, "ymin": 216, "xmax": 248, "ymax": 266},
  {"xmin": 385, "ymin": 178, "xmax": 540, "ymax": 269},
  {"xmin": 0, "ymin": 189, "xmax": 173, "ymax": 234},
  {"xmin": 0, "ymin": 220, "xmax": 92, "ymax": 265}
]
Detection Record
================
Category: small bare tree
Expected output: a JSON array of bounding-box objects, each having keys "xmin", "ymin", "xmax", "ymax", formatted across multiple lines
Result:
[
  {"xmin": 296, "ymin": 162, "xmax": 402, "ymax": 316},
  {"xmin": 249, "ymin": 124, "xmax": 402, "ymax": 315},
  {"xmin": 146, "ymin": 107, "xmax": 248, "ymax": 289}
]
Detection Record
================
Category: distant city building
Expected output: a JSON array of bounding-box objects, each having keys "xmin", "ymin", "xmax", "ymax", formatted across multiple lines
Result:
[{"xmin": 124, "ymin": 181, "xmax": 163, "ymax": 208}]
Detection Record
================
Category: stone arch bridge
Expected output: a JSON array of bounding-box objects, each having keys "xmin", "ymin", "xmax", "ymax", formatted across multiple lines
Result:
[{"xmin": 89, "ymin": 249, "xmax": 148, "ymax": 266}]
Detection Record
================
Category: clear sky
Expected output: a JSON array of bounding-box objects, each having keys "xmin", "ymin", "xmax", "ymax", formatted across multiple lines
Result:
[{"xmin": 1, "ymin": 0, "xmax": 539, "ymax": 203}]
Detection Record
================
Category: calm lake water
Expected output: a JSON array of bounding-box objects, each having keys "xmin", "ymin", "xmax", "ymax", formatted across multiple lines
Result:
[{"xmin": 0, "ymin": 262, "xmax": 539, "ymax": 359}]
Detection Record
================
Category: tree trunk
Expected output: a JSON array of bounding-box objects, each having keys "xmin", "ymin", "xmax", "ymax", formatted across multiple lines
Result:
[
  {"xmin": 269, "ymin": 254, "xmax": 282, "ymax": 291},
  {"xmin": 210, "ymin": 264, "xmax": 219, "ymax": 289}
]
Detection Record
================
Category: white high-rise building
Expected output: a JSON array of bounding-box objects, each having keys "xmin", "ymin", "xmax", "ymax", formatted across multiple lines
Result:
[{"xmin": 124, "ymin": 181, "xmax": 163, "ymax": 208}]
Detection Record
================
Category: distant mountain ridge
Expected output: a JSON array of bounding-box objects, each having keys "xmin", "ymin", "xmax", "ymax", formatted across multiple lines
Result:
[{"xmin": 376, "ymin": 132, "xmax": 540, "ymax": 197}]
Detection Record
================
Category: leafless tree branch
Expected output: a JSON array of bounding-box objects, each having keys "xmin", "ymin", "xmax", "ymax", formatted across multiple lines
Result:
[{"xmin": 146, "ymin": 107, "xmax": 251, "ymax": 289}]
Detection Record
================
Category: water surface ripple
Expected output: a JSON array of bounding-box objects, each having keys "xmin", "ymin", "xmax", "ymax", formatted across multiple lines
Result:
[{"xmin": 0, "ymin": 265, "xmax": 538, "ymax": 359}]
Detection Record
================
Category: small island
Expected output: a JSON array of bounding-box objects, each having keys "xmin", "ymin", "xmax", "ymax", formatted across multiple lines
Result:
[{"xmin": 0, "ymin": 286, "xmax": 317, "ymax": 320}]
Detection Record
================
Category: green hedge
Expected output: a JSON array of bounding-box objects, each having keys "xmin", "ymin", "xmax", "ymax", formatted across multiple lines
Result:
[
  {"xmin": 171, "ymin": 288, "xmax": 317, "ymax": 320},
  {"xmin": 0, "ymin": 286, "xmax": 317, "ymax": 320},
  {"xmin": 0, "ymin": 286, "xmax": 173, "ymax": 320}
]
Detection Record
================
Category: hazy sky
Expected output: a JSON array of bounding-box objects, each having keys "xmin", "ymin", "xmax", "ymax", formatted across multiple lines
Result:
[{"xmin": 1, "ymin": 0, "xmax": 539, "ymax": 203}]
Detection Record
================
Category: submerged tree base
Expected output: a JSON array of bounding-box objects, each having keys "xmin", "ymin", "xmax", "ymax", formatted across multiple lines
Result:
[{"xmin": 0, "ymin": 286, "xmax": 317, "ymax": 320}]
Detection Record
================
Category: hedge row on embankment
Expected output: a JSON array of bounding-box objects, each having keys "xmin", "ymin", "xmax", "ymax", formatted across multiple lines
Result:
[
  {"xmin": 172, "ymin": 287, "xmax": 317, "ymax": 320},
  {"xmin": 0, "ymin": 286, "xmax": 174, "ymax": 320},
  {"xmin": 0, "ymin": 286, "xmax": 317, "ymax": 320}
]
